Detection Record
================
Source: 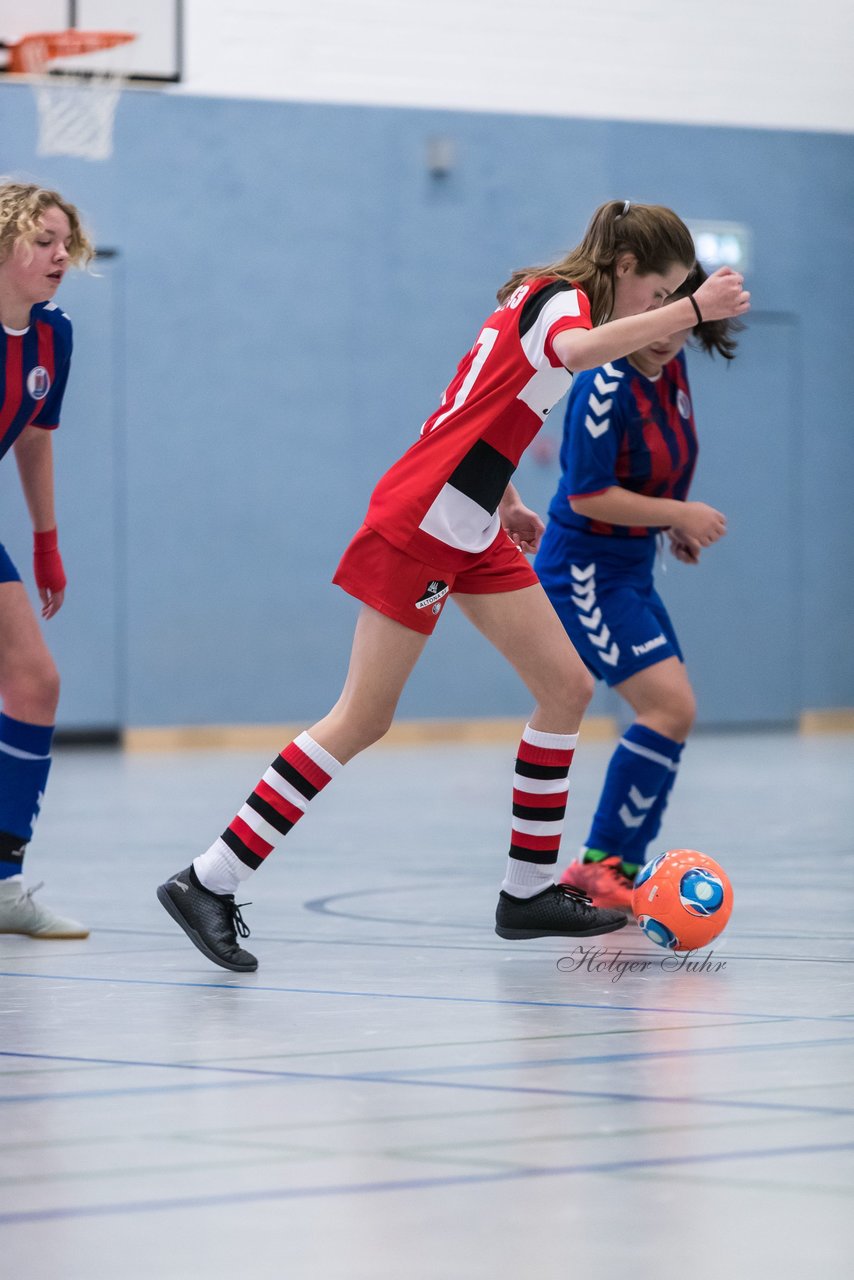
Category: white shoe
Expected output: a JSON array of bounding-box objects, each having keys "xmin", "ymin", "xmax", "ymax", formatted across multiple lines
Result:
[{"xmin": 0, "ymin": 878, "xmax": 89, "ymax": 939}]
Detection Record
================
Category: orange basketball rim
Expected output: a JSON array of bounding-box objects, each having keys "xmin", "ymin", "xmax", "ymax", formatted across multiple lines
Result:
[{"xmin": 6, "ymin": 30, "xmax": 135, "ymax": 74}]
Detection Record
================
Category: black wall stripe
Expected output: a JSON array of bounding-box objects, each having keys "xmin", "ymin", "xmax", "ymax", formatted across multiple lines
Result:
[
  {"xmin": 519, "ymin": 280, "xmax": 576, "ymax": 338},
  {"xmin": 447, "ymin": 438, "xmax": 515, "ymax": 515}
]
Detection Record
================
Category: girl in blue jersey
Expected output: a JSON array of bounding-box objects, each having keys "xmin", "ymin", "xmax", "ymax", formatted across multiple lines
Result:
[
  {"xmin": 535, "ymin": 264, "xmax": 740, "ymax": 912},
  {"xmin": 0, "ymin": 180, "xmax": 93, "ymax": 938}
]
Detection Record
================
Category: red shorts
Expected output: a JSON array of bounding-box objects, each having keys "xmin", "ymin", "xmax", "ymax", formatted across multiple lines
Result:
[{"xmin": 333, "ymin": 525, "xmax": 539, "ymax": 635}]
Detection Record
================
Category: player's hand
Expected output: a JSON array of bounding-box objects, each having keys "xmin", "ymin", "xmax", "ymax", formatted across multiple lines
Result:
[
  {"xmin": 33, "ymin": 528, "xmax": 67, "ymax": 619},
  {"xmin": 38, "ymin": 585, "xmax": 65, "ymax": 619},
  {"xmin": 692, "ymin": 266, "xmax": 750, "ymax": 321},
  {"xmin": 500, "ymin": 501, "xmax": 545, "ymax": 554},
  {"xmin": 668, "ymin": 529, "xmax": 701, "ymax": 564},
  {"xmin": 674, "ymin": 502, "xmax": 727, "ymax": 547}
]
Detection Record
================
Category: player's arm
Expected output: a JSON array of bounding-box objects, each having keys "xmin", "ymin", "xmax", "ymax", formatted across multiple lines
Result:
[
  {"xmin": 552, "ymin": 268, "xmax": 749, "ymax": 373},
  {"xmin": 13, "ymin": 425, "xmax": 67, "ymax": 618},
  {"xmin": 499, "ymin": 481, "xmax": 545, "ymax": 554},
  {"xmin": 571, "ymin": 487, "xmax": 726, "ymax": 546}
]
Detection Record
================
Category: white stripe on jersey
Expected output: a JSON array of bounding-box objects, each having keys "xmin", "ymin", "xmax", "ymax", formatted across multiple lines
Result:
[
  {"xmin": 517, "ymin": 361, "xmax": 573, "ymax": 420},
  {"xmin": 261, "ymin": 765, "xmax": 309, "ymax": 814},
  {"xmin": 516, "ymin": 289, "xmax": 581, "ymax": 419},
  {"xmin": 519, "ymin": 289, "xmax": 581, "ymax": 367},
  {"xmin": 513, "ymin": 772, "xmax": 571, "ymax": 795},
  {"xmin": 418, "ymin": 484, "xmax": 501, "ymax": 554}
]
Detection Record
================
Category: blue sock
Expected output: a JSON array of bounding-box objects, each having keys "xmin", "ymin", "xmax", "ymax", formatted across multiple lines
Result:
[
  {"xmin": 585, "ymin": 724, "xmax": 682, "ymax": 872},
  {"xmin": 628, "ymin": 739, "xmax": 684, "ymax": 864},
  {"xmin": 0, "ymin": 714, "xmax": 54, "ymax": 879}
]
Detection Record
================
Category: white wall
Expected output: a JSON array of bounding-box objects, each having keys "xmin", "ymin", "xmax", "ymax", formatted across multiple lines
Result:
[{"xmin": 181, "ymin": 0, "xmax": 854, "ymax": 133}]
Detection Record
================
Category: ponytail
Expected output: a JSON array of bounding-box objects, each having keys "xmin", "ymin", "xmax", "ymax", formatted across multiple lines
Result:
[
  {"xmin": 673, "ymin": 263, "xmax": 742, "ymax": 360},
  {"xmin": 497, "ymin": 199, "xmax": 695, "ymax": 327}
]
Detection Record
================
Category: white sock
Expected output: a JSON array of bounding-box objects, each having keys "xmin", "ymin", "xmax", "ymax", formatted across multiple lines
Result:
[{"xmin": 500, "ymin": 858, "xmax": 555, "ymax": 899}]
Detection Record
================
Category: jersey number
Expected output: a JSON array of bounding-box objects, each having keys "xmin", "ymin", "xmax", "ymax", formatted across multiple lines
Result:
[{"xmin": 422, "ymin": 327, "xmax": 499, "ymax": 435}]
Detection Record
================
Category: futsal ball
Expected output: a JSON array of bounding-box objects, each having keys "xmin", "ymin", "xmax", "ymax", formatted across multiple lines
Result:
[{"xmin": 631, "ymin": 849, "xmax": 733, "ymax": 951}]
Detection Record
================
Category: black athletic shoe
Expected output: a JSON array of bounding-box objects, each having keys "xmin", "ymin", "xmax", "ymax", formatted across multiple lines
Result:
[
  {"xmin": 495, "ymin": 883, "xmax": 628, "ymax": 939},
  {"xmin": 157, "ymin": 867, "xmax": 258, "ymax": 972}
]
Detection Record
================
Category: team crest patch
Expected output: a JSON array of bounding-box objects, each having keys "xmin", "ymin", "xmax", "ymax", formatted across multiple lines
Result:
[
  {"xmin": 27, "ymin": 366, "xmax": 51, "ymax": 400},
  {"xmin": 415, "ymin": 579, "xmax": 449, "ymax": 614},
  {"xmin": 676, "ymin": 388, "xmax": 691, "ymax": 419}
]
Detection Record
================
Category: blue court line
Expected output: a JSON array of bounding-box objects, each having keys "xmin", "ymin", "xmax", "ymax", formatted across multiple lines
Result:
[
  {"xmin": 1, "ymin": 969, "xmax": 850, "ymax": 1024},
  {"xmin": 358, "ymin": 1034, "xmax": 854, "ymax": 1077},
  {"xmin": 1, "ymin": 1051, "xmax": 851, "ymax": 1116},
  {"xmin": 2, "ymin": 1139, "xmax": 853, "ymax": 1225}
]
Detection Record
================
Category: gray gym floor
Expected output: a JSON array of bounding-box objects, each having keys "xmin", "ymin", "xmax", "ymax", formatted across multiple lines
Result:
[{"xmin": 1, "ymin": 731, "xmax": 853, "ymax": 1279}]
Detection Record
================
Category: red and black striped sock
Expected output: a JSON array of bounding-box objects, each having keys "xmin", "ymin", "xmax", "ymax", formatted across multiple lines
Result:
[
  {"xmin": 502, "ymin": 724, "xmax": 578, "ymax": 898},
  {"xmin": 193, "ymin": 731, "xmax": 342, "ymax": 895}
]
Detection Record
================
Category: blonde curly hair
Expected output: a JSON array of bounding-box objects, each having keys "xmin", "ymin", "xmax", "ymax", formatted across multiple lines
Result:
[{"xmin": 0, "ymin": 180, "xmax": 94, "ymax": 268}]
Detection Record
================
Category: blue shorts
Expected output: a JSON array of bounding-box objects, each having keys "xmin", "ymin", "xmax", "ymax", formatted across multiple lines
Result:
[
  {"xmin": 0, "ymin": 542, "xmax": 21, "ymax": 585},
  {"xmin": 535, "ymin": 522, "xmax": 683, "ymax": 687}
]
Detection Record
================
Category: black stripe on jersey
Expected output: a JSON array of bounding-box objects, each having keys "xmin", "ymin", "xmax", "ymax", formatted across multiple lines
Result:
[
  {"xmin": 519, "ymin": 280, "xmax": 576, "ymax": 339},
  {"xmin": 271, "ymin": 755, "xmax": 319, "ymax": 801},
  {"xmin": 512, "ymin": 801, "xmax": 567, "ymax": 823},
  {"xmin": 246, "ymin": 790, "xmax": 296, "ymax": 838},
  {"xmin": 514, "ymin": 759, "xmax": 570, "ymax": 781},
  {"xmin": 508, "ymin": 843, "xmax": 559, "ymax": 865},
  {"xmin": 221, "ymin": 826, "xmax": 263, "ymax": 871},
  {"xmin": 447, "ymin": 439, "xmax": 515, "ymax": 514}
]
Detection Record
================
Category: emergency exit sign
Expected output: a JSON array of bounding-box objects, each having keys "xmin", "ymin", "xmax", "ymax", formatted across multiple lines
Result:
[{"xmin": 688, "ymin": 221, "xmax": 751, "ymax": 272}]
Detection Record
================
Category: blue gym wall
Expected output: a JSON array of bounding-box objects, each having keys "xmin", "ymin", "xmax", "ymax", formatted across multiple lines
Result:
[{"xmin": 1, "ymin": 85, "xmax": 852, "ymax": 730}]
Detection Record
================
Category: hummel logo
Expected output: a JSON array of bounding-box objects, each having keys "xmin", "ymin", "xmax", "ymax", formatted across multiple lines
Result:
[{"xmin": 170, "ymin": 878, "xmax": 190, "ymax": 893}]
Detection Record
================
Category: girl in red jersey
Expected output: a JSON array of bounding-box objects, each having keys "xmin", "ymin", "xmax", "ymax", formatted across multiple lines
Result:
[
  {"xmin": 158, "ymin": 200, "xmax": 750, "ymax": 972},
  {"xmin": 0, "ymin": 181, "xmax": 93, "ymax": 938}
]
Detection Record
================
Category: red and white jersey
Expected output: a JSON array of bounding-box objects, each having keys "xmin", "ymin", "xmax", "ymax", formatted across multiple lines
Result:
[{"xmin": 365, "ymin": 278, "xmax": 592, "ymax": 570}]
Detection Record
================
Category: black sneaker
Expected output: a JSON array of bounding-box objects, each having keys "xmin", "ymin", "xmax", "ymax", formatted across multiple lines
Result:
[
  {"xmin": 495, "ymin": 883, "xmax": 628, "ymax": 939},
  {"xmin": 157, "ymin": 867, "xmax": 258, "ymax": 972}
]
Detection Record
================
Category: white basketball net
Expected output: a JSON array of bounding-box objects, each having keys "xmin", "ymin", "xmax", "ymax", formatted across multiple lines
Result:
[
  {"xmin": 33, "ymin": 76, "xmax": 123, "ymax": 161},
  {"xmin": 20, "ymin": 38, "xmax": 127, "ymax": 162}
]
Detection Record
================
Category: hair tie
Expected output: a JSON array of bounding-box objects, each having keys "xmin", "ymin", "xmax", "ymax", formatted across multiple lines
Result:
[
  {"xmin": 615, "ymin": 200, "xmax": 631, "ymax": 219},
  {"xmin": 688, "ymin": 294, "xmax": 703, "ymax": 326}
]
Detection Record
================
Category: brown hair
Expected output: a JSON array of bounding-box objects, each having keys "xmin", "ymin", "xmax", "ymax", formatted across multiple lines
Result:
[
  {"xmin": 497, "ymin": 199, "xmax": 696, "ymax": 326},
  {"xmin": 0, "ymin": 180, "xmax": 94, "ymax": 268},
  {"xmin": 671, "ymin": 262, "xmax": 741, "ymax": 360}
]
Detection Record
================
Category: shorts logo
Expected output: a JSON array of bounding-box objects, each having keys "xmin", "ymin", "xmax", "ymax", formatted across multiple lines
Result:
[
  {"xmin": 676, "ymin": 389, "xmax": 691, "ymax": 419},
  {"xmin": 415, "ymin": 579, "xmax": 449, "ymax": 612},
  {"xmin": 631, "ymin": 634, "xmax": 667, "ymax": 657},
  {"xmin": 27, "ymin": 366, "xmax": 51, "ymax": 400}
]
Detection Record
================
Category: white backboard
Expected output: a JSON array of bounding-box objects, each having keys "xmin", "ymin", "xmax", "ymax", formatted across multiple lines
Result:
[{"xmin": 0, "ymin": 0, "xmax": 182, "ymax": 81}]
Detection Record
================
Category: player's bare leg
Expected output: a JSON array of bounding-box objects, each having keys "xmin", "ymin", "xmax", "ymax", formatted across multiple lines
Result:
[
  {"xmin": 157, "ymin": 607, "xmax": 429, "ymax": 971},
  {"xmin": 616, "ymin": 656, "xmax": 696, "ymax": 742},
  {"xmin": 308, "ymin": 606, "xmax": 430, "ymax": 762}
]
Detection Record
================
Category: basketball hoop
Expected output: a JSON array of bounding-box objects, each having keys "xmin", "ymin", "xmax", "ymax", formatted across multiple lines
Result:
[{"xmin": 9, "ymin": 30, "xmax": 136, "ymax": 162}]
